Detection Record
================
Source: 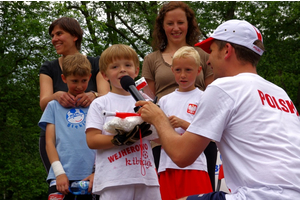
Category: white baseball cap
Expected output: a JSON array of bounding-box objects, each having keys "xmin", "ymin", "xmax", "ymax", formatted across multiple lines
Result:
[{"xmin": 195, "ymin": 19, "xmax": 264, "ymax": 56}]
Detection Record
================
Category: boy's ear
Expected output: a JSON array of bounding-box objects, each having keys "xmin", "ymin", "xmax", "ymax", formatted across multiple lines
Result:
[
  {"xmin": 61, "ymin": 74, "xmax": 67, "ymax": 83},
  {"xmin": 171, "ymin": 66, "xmax": 174, "ymax": 73},
  {"xmin": 134, "ymin": 67, "xmax": 140, "ymax": 78}
]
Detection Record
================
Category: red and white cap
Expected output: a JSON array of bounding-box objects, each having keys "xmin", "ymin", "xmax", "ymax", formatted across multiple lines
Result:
[{"xmin": 195, "ymin": 19, "xmax": 264, "ymax": 56}]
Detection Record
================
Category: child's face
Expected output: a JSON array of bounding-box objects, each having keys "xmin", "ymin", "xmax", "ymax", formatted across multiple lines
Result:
[
  {"xmin": 171, "ymin": 56, "xmax": 202, "ymax": 92},
  {"xmin": 61, "ymin": 74, "xmax": 91, "ymax": 96},
  {"xmin": 102, "ymin": 58, "xmax": 139, "ymax": 94}
]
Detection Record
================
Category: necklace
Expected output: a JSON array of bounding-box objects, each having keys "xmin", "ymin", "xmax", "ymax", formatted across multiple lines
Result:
[{"xmin": 162, "ymin": 52, "xmax": 174, "ymax": 58}]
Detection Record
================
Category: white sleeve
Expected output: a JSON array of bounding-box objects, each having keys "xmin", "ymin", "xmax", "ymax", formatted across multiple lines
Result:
[
  {"xmin": 187, "ymin": 85, "xmax": 234, "ymax": 142},
  {"xmin": 85, "ymin": 100, "xmax": 105, "ymax": 131}
]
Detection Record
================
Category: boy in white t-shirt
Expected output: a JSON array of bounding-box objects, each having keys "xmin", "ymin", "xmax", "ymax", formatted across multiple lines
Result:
[
  {"xmin": 158, "ymin": 46, "xmax": 212, "ymax": 200},
  {"xmin": 85, "ymin": 44, "xmax": 161, "ymax": 200},
  {"xmin": 136, "ymin": 20, "xmax": 300, "ymax": 200}
]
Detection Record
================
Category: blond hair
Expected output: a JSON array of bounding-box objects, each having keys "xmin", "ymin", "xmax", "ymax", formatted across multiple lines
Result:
[
  {"xmin": 172, "ymin": 46, "xmax": 202, "ymax": 67},
  {"xmin": 99, "ymin": 44, "xmax": 139, "ymax": 73},
  {"xmin": 62, "ymin": 53, "xmax": 91, "ymax": 77}
]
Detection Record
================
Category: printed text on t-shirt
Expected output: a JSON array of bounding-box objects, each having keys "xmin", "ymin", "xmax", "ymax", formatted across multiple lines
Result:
[
  {"xmin": 258, "ymin": 90, "xmax": 299, "ymax": 116},
  {"xmin": 107, "ymin": 143, "xmax": 149, "ymax": 163}
]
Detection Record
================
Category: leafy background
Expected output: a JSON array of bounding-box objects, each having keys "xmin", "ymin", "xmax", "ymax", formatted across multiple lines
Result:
[{"xmin": 1, "ymin": 1, "xmax": 299, "ymax": 199}]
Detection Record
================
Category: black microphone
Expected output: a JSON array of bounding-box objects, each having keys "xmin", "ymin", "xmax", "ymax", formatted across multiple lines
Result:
[{"xmin": 120, "ymin": 75, "xmax": 145, "ymax": 112}]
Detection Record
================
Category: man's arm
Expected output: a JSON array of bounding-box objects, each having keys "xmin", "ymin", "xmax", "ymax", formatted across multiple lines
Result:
[{"xmin": 136, "ymin": 101, "xmax": 211, "ymax": 167}]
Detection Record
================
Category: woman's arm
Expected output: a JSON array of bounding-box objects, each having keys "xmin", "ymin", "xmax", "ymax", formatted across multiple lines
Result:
[
  {"xmin": 96, "ymin": 72, "xmax": 110, "ymax": 96},
  {"xmin": 39, "ymin": 74, "xmax": 75, "ymax": 110},
  {"xmin": 144, "ymin": 79, "xmax": 156, "ymax": 99}
]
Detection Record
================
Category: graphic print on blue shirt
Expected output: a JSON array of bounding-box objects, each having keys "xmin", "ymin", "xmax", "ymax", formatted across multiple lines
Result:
[{"xmin": 66, "ymin": 108, "xmax": 86, "ymax": 129}]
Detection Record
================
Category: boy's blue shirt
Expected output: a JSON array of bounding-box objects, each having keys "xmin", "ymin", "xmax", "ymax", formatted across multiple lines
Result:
[{"xmin": 38, "ymin": 100, "xmax": 95, "ymax": 181}]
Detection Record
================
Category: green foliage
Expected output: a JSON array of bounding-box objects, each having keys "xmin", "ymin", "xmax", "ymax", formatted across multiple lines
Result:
[
  {"xmin": 0, "ymin": 1, "xmax": 300, "ymax": 199},
  {"xmin": 0, "ymin": 126, "xmax": 48, "ymax": 200},
  {"xmin": 190, "ymin": 1, "xmax": 300, "ymax": 110}
]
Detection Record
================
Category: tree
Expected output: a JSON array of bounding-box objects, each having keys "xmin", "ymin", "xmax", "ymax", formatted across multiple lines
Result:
[
  {"xmin": 0, "ymin": 2, "xmax": 54, "ymax": 199},
  {"xmin": 190, "ymin": 1, "xmax": 300, "ymax": 109},
  {"xmin": 0, "ymin": 1, "xmax": 299, "ymax": 199}
]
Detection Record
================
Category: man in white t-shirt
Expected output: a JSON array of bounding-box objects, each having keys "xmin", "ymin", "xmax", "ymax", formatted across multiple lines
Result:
[{"xmin": 136, "ymin": 19, "xmax": 300, "ymax": 200}]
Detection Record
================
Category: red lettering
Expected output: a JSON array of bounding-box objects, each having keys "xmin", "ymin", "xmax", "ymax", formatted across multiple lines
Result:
[
  {"xmin": 114, "ymin": 153, "xmax": 119, "ymax": 160},
  {"xmin": 139, "ymin": 143, "xmax": 148, "ymax": 151},
  {"xmin": 286, "ymin": 100, "xmax": 299, "ymax": 116},
  {"xmin": 107, "ymin": 143, "xmax": 152, "ymax": 164},
  {"xmin": 126, "ymin": 147, "xmax": 131, "ymax": 154},
  {"xmin": 108, "ymin": 149, "xmax": 128, "ymax": 163},
  {"xmin": 125, "ymin": 158, "xmax": 131, "ymax": 165},
  {"xmin": 133, "ymin": 157, "xmax": 138, "ymax": 165},
  {"xmin": 258, "ymin": 90, "xmax": 299, "ymax": 116},
  {"xmin": 272, "ymin": 96, "xmax": 281, "ymax": 110},
  {"xmin": 258, "ymin": 90, "xmax": 265, "ymax": 105},
  {"xmin": 117, "ymin": 151, "xmax": 122, "ymax": 159},
  {"xmin": 49, "ymin": 193, "xmax": 64, "ymax": 200},
  {"xmin": 279, "ymin": 99, "xmax": 289, "ymax": 112},
  {"xmin": 121, "ymin": 149, "xmax": 127, "ymax": 156},
  {"xmin": 130, "ymin": 146, "xmax": 136, "ymax": 153},
  {"xmin": 265, "ymin": 94, "xmax": 276, "ymax": 108},
  {"xmin": 135, "ymin": 145, "xmax": 140, "ymax": 151},
  {"xmin": 108, "ymin": 154, "xmax": 117, "ymax": 163}
]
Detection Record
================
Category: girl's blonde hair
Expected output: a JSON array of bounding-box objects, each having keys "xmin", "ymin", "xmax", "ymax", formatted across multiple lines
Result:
[{"xmin": 172, "ymin": 46, "xmax": 202, "ymax": 67}]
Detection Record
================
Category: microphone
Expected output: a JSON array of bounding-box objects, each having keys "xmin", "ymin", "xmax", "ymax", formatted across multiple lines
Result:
[{"xmin": 120, "ymin": 75, "xmax": 145, "ymax": 112}]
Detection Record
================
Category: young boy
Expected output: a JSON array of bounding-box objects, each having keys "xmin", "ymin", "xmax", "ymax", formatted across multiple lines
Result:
[
  {"xmin": 158, "ymin": 46, "xmax": 213, "ymax": 200},
  {"xmin": 85, "ymin": 44, "xmax": 161, "ymax": 200},
  {"xmin": 39, "ymin": 54, "xmax": 98, "ymax": 200}
]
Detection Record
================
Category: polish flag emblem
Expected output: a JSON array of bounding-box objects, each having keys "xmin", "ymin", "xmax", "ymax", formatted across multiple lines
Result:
[{"xmin": 187, "ymin": 104, "xmax": 197, "ymax": 115}]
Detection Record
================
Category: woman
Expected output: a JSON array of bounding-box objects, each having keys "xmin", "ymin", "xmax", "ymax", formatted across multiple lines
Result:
[
  {"xmin": 142, "ymin": 1, "xmax": 217, "ymax": 191},
  {"xmin": 39, "ymin": 17, "xmax": 110, "ymax": 173}
]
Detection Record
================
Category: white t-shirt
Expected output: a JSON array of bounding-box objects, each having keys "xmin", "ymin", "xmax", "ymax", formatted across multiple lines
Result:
[
  {"xmin": 187, "ymin": 73, "xmax": 300, "ymax": 200},
  {"xmin": 158, "ymin": 88, "xmax": 207, "ymax": 173},
  {"xmin": 85, "ymin": 92, "xmax": 159, "ymax": 195}
]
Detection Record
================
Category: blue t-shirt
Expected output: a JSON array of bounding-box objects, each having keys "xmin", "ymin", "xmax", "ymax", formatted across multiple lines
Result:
[{"xmin": 39, "ymin": 100, "xmax": 95, "ymax": 181}]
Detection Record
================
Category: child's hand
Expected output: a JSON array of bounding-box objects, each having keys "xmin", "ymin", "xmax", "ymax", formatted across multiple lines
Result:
[
  {"xmin": 168, "ymin": 116, "xmax": 189, "ymax": 130},
  {"xmin": 82, "ymin": 173, "xmax": 95, "ymax": 193},
  {"xmin": 56, "ymin": 174, "xmax": 70, "ymax": 195},
  {"xmin": 168, "ymin": 115, "xmax": 182, "ymax": 128}
]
